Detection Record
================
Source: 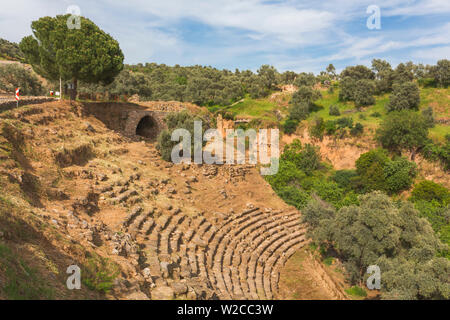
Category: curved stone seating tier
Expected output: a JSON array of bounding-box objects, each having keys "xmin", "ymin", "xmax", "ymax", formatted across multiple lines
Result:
[{"xmin": 129, "ymin": 207, "xmax": 305, "ymax": 300}]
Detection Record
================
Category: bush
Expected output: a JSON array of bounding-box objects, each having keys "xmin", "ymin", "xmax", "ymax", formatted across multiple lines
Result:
[
  {"xmin": 355, "ymin": 150, "xmax": 417, "ymax": 194},
  {"xmin": 356, "ymin": 149, "xmax": 390, "ymax": 192},
  {"xmin": 332, "ymin": 170, "xmax": 358, "ymax": 191},
  {"xmin": 383, "ymin": 157, "xmax": 417, "ymax": 194},
  {"xmin": 276, "ymin": 186, "xmax": 311, "ymax": 209},
  {"xmin": 82, "ymin": 255, "xmax": 120, "ymax": 293},
  {"xmin": 353, "ymin": 79, "xmax": 376, "ymax": 107},
  {"xmin": 324, "ymin": 120, "xmax": 337, "ymax": 135},
  {"xmin": 418, "ymin": 77, "xmax": 436, "ymax": 88},
  {"xmin": 411, "ymin": 181, "xmax": 450, "ymax": 205},
  {"xmin": 297, "ymin": 144, "xmax": 321, "ymax": 175},
  {"xmin": 288, "ymin": 101, "xmax": 310, "ymax": 121},
  {"xmin": 0, "ymin": 38, "xmax": 24, "ymax": 61},
  {"xmin": 302, "ymin": 198, "xmax": 335, "ymax": 230},
  {"xmin": 433, "ymin": 59, "xmax": 450, "ymax": 88},
  {"xmin": 283, "ymin": 119, "xmax": 298, "ymax": 135},
  {"xmin": 370, "ymin": 112, "xmax": 382, "ymax": 117},
  {"xmin": 336, "ymin": 117, "xmax": 353, "ymax": 129},
  {"xmin": 345, "ymin": 286, "xmax": 367, "ymax": 297},
  {"xmin": 350, "ymin": 123, "xmax": 364, "ymax": 136},
  {"xmin": 329, "ymin": 105, "xmax": 340, "ymax": 116},
  {"xmin": 0, "ymin": 64, "xmax": 45, "ymax": 96},
  {"xmin": 338, "ymin": 76, "xmax": 356, "ymax": 101},
  {"xmin": 386, "ymin": 82, "xmax": 420, "ymax": 112},
  {"xmin": 421, "ymin": 106, "xmax": 435, "ymax": 128},
  {"xmin": 421, "ymin": 137, "xmax": 450, "ymax": 171},
  {"xmin": 312, "ymin": 180, "xmax": 344, "ymax": 206},
  {"xmin": 328, "ymin": 86, "xmax": 334, "ymax": 94},
  {"xmin": 294, "ymin": 72, "xmax": 316, "ymax": 87},
  {"xmin": 306, "ymin": 191, "xmax": 449, "ymax": 298},
  {"xmin": 157, "ymin": 111, "xmax": 211, "ymax": 161},
  {"xmin": 309, "ymin": 117, "xmax": 325, "ymax": 140}
]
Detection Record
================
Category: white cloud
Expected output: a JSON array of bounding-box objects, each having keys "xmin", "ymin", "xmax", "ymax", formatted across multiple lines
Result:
[
  {"xmin": 413, "ymin": 46, "xmax": 450, "ymax": 62},
  {"xmin": 0, "ymin": 0, "xmax": 449, "ymax": 72}
]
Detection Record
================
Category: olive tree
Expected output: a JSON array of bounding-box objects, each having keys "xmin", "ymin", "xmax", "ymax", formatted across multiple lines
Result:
[
  {"xmin": 387, "ymin": 82, "xmax": 420, "ymax": 112},
  {"xmin": 377, "ymin": 110, "xmax": 429, "ymax": 160}
]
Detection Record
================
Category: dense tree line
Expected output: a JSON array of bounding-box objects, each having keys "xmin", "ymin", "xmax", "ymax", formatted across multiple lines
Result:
[
  {"xmin": 78, "ymin": 63, "xmax": 292, "ymax": 106},
  {"xmin": 0, "ymin": 38, "xmax": 24, "ymax": 61}
]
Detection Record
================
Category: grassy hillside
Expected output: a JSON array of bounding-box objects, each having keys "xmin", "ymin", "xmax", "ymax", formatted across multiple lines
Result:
[{"xmin": 214, "ymin": 85, "xmax": 450, "ymax": 142}]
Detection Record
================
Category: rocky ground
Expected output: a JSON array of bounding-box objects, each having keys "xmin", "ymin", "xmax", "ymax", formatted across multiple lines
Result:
[{"xmin": 0, "ymin": 100, "xmax": 346, "ymax": 300}]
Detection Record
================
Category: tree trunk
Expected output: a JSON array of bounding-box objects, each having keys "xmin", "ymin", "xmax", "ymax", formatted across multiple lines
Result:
[
  {"xmin": 70, "ymin": 78, "xmax": 78, "ymax": 101},
  {"xmin": 410, "ymin": 148, "xmax": 417, "ymax": 161}
]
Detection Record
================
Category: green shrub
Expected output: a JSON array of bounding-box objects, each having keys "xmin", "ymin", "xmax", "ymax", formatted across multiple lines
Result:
[
  {"xmin": 323, "ymin": 257, "xmax": 334, "ymax": 266},
  {"xmin": 355, "ymin": 149, "xmax": 390, "ymax": 192},
  {"xmin": 283, "ymin": 119, "xmax": 298, "ymax": 135},
  {"xmin": 383, "ymin": 157, "xmax": 417, "ymax": 194},
  {"xmin": 0, "ymin": 38, "xmax": 24, "ymax": 61},
  {"xmin": 296, "ymin": 144, "xmax": 321, "ymax": 175},
  {"xmin": 309, "ymin": 117, "xmax": 325, "ymax": 140},
  {"xmin": 433, "ymin": 59, "xmax": 450, "ymax": 88},
  {"xmin": 355, "ymin": 150, "xmax": 417, "ymax": 194},
  {"xmin": 276, "ymin": 186, "xmax": 311, "ymax": 209},
  {"xmin": 411, "ymin": 181, "xmax": 450, "ymax": 205},
  {"xmin": 350, "ymin": 123, "xmax": 364, "ymax": 136},
  {"xmin": 339, "ymin": 76, "xmax": 356, "ymax": 101},
  {"xmin": 386, "ymin": 82, "xmax": 420, "ymax": 112},
  {"xmin": 370, "ymin": 112, "xmax": 382, "ymax": 117},
  {"xmin": 332, "ymin": 170, "xmax": 358, "ymax": 191},
  {"xmin": 324, "ymin": 120, "xmax": 337, "ymax": 135},
  {"xmin": 421, "ymin": 107, "xmax": 435, "ymax": 128},
  {"xmin": 288, "ymin": 101, "xmax": 310, "ymax": 121},
  {"xmin": 345, "ymin": 286, "xmax": 367, "ymax": 297},
  {"xmin": 312, "ymin": 180, "xmax": 344, "ymax": 206},
  {"xmin": 82, "ymin": 255, "xmax": 120, "ymax": 293},
  {"xmin": 421, "ymin": 137, "xmax": 450, "ymax": 171},
  {"xmin": 329, "ymin": 105, "xmax": 340, "ymax": 116},
  {"xmin": 336, "ymin": 117, "xmax": 353, "ymax": 129},
  {"xmin": 157, "ymin": 111, "xmax": 211, "ymax": 161},
  {"xmin": 418, "ymin": 77, "xmax": 437, "ymax": 88},
  {"xmin": 353, "ymin": 79, "xmax": 376, "ymax": 107}
]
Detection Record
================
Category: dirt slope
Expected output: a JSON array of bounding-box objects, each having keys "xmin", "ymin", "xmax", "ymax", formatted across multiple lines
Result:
[{"xmin": 0, "ymin": 100, "xmax": 346, "ymax": 300}]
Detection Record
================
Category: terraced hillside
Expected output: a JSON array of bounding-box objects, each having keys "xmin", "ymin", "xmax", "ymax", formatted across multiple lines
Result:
[{"xmin": 0, "ymin": 100, "xmax": 344, "ymax": 300}]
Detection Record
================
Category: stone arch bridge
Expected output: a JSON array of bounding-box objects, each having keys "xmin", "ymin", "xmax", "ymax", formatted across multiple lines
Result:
[{"xmin": 82, "ymin": 101, "xmax": 193, "ymax": 140}]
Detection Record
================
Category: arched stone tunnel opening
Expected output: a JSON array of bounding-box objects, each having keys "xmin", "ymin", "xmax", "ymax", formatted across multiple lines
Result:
[{"xmin": 136, "ymin": 115, "xmax": 158, "ymax": 139}]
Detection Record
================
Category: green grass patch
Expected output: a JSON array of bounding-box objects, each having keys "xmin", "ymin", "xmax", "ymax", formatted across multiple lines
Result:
[
  {"xmin": 0, "ymin": 242, "xmax": 55, "ymax": 300},
  {"xmin": 82, "ymin": 254, "xmax": 120, "ymax": 294},
  {"xmin": 345, "ymin": 285, "xmax": 367, "ymax": 298},
  {"xmin": 225, "ymin": 97, "xmax": 280, "ymax": 121},
  {"xmin": 323, "ymin": 257, "xmax": 334, "ymax": 266}
]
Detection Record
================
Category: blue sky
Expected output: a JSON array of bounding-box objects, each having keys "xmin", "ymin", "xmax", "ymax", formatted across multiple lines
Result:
[{"xmin": 1, "ymin": 0, "xmax": 449, "ymax": 73}]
